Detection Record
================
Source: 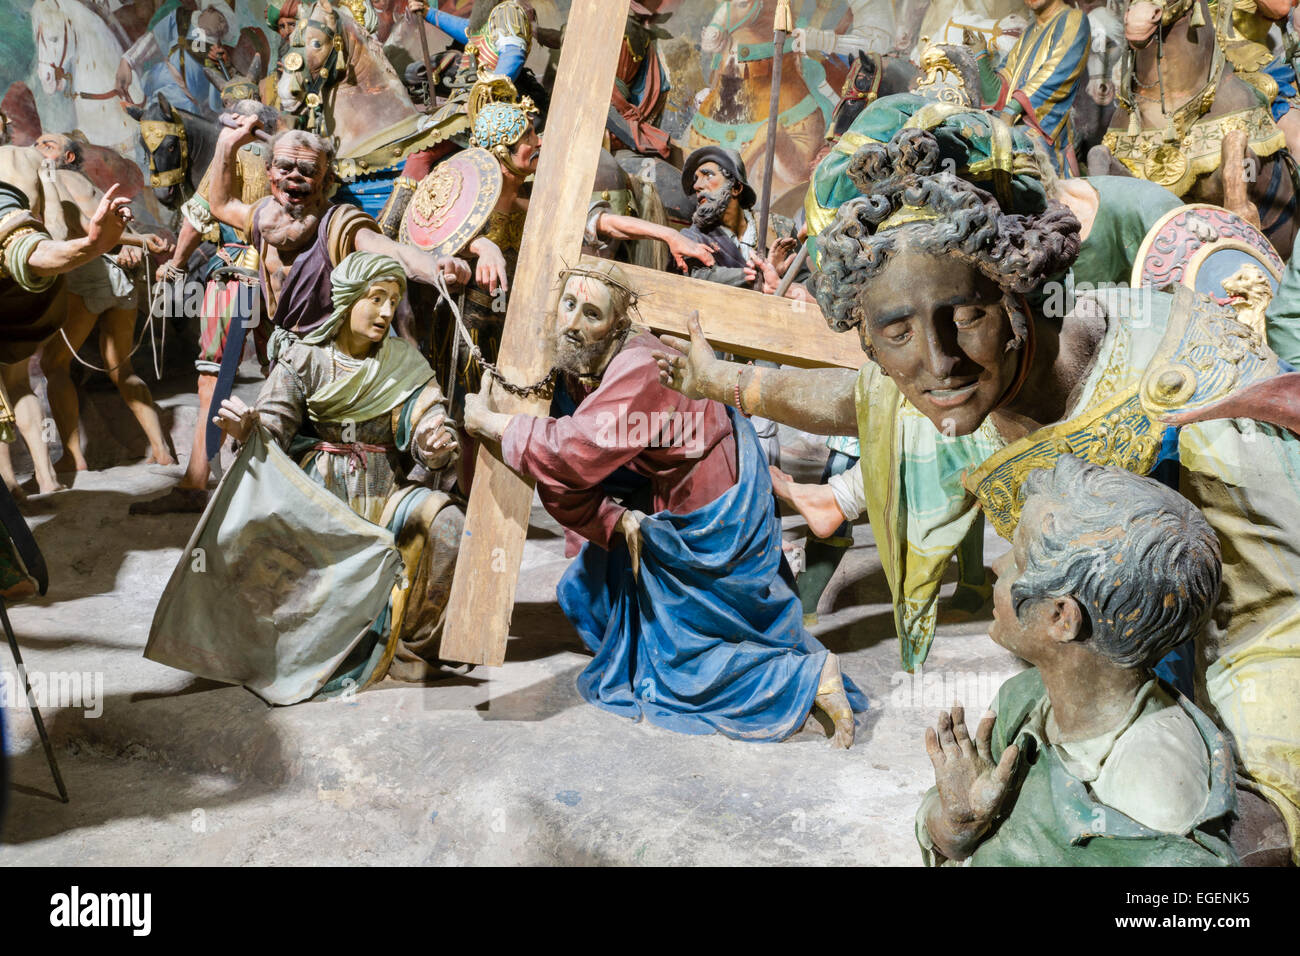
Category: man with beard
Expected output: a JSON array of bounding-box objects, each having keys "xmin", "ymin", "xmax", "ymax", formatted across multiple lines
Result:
[
  {"xmin": 208, "ymin": 115, "xmax": 470, "ymax": 348},
  {"xmin": 675, "ymin": 146, "xmax": 797, "ymax": 288},
  {"xmin": 460, "ymin": 260, "xmax": 866, "ymax": 747},
  {"xmin": 15, "ymin": 135, "xmax": 177, "ymax": 481},
  {"xmin": 674, "ymin": 146, "xmax": 796, "ymax": 464}
]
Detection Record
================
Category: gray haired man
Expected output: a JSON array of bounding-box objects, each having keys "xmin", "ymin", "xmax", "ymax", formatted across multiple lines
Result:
[{"xmin": 916, "ymin": 455, "xmax": 1253, "ymax": 866}]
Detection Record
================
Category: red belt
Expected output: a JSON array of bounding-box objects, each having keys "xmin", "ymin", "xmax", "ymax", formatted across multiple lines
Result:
[{"xmin": 312, "ymin": 441, "xmax": 394, "ymax": 473}]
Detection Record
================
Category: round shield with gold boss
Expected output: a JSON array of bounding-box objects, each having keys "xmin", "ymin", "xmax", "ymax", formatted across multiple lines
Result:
[{"xmin": 399, "ymin": 148, "xmax": 502, "ymax": 257}]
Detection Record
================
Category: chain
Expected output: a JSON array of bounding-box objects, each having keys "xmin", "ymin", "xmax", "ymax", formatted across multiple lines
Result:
[{"xmin": 431, "ymin": 271, "xmax": 559, "ymax": 400}]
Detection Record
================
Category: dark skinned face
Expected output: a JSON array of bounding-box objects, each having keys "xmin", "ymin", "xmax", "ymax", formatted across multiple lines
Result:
[
  {"xmin": 269, "ymin": 144, "xmax": 330, "ymax": 219},
  {"xmin": 859, "ymin": 249, "xmax": 1020, "ymax": 436}
]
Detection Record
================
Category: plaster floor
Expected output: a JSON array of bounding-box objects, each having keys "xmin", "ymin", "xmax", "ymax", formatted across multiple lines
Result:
[{"xmin": 0, "ymin": 374, "xmax": 1019, "ymax": 866}]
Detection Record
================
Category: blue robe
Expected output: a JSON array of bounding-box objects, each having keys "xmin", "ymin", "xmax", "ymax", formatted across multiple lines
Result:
[{"xmin": 557, "ymin": 409, "xmax": 868, "ymax": 741}]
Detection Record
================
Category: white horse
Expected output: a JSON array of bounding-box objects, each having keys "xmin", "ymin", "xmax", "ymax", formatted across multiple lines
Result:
[
  {"xmin": 1085, "ymin": 5, "xmax": 1124, "ymax": 105},
  {"xmin": 900, "ymin": 0, "xmax": 1028, "ymax": 63},
  {"xmin": 32, "ymin": 0, "xmax": 143, "ymax": 151}
]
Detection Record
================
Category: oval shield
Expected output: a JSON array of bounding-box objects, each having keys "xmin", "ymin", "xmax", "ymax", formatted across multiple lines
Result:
[
  {"xmin": 399, "ymin": 147, "xmax": 503, "ymax": 257},
  {"xmin": 1133, "ymin": 204, "xmax": 1284, "ymax": 338}
]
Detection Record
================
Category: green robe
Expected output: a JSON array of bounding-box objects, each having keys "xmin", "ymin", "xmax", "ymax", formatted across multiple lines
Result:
[
  {"xmin": 1069, "ymin": 176, "xmax": 1184, "ymax": 288},
  {"xmin": 916, "ymin": 670, "xmax": 1239, "ymax": 866}
]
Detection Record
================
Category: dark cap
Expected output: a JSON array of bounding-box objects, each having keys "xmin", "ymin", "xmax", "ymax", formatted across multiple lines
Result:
[{"xmin": 682, "ymin": 146, "xmax": 757, "ymax": 209}]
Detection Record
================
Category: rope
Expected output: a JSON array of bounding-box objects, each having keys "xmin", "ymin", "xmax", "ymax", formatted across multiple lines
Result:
[
  {"xmin": 429, "ymin": 270, "xmax": 558, "ymax": 400},
  {"xmin": 58, "ymin": 253, "xmax": 162, "ymax": 376}
]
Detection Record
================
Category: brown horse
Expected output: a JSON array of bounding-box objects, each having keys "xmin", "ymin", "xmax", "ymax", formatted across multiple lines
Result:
[
  {"xmin": 276, "ymin": 0, "xmax": 438, "ymax": 172},
  {"xmin": 1090, "ymin": 0, "xmax": 1296, "ymax": 260}
]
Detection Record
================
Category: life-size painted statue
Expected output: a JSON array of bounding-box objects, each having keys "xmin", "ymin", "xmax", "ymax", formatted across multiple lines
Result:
[
  {"xmin": 989, "ymin": 0, "xmax": 1091, "ymax": 176},
  {"xmin": 1094, "ymin": 0, "xmax": 1296, "ymax": 260},
  {"xmin": 0, "ymin": 178, "xmax": 135, "ymax": 599},
  {"xmin": 131, "ymin": 98, "xmax": 280, "ymax": 516},
  {"xmin": 396, "ymin": 82, "xmax": 540, "ymax": 420},
  {"xmin": 408, "ymin": 0, "xmax": 534, "ymax": 142},
  {"xmin": 207, "ymin": 114, "xmax": 470, "ymax": 355},
  {"xmin": 462, "ymin": 260, "xmax": 867, "ymax": 746},
  {"xmin": 147, "ymin": 253, "xmax": 465, "ymax": 700},
  {"xmin": 917, "ymin": 456, "xmax": 1240, "ymax": 866},
  {"xmin": 657, "ymin": 125, "xmax": 1300, "ymax": 861}
]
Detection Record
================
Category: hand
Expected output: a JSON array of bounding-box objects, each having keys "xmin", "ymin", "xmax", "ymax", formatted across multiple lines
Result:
[
  {"xmin": 652, "ymin": 312, "xmax": 717, "ymax": 401},
  {"xmin": 666, "ymin": 230, "xmax": 716, "ymax": 271},
  {"xmin": 415, "ymin": 411, "xmax": 459, "ymax": 469},
  {"xmin": 213, "ymin": 396, "xmax": 259, "ymax": 442},
  {"xmin": 219, "ymin": 112, "xmax": 260, "ymax": 152},
  {"xmin": 618, "ymin": 509, "xmax": 646, "ymax": 580},
  {"xmin": 86, "ymin": 184, "xmax": 134, "ymax": 255},
  {"xmin": 462, "ymin": 386, "xmax": 512, "ymax": 444},
  {"xmin": 744, "ymin": 255, "xmax": 781, "ymax": 295},
  {"xmin": 408, "ymin": 0, "xmax": 427, "ymax": 16},
  {"xmin": 438, "ymin": 255, "xmax": 471, "ymax": 289},
  {"xmin": 116, "ymin": 245, "xmax": 143, "ymax": 270},
  {"xmin": 115, "ymin": 60, "xmax": 135, "ymax": 97},
  {"xmin": 925, "ymin": 704, "xmax": 1019, "ymax": 844},
  {"xmin": 156, "ymin": 260, "xmax": 187, "ymax": 283},
  {"xmin": 142, "ymin": 233, "xmax": 174, "ymax": 257},
  {"xmin": 535, "ymin": 26, "xmax": 564, "ymax": 49},
  {"xmin": 770, "ymin": 236, "xmax": 798, "ymax": 274},
  {"xmin": 470, "ymin": 237, "xmax": 508, "ymax": 295}
]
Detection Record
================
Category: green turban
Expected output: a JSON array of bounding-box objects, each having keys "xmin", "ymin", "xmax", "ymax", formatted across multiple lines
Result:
[{"xmin": 305, "ymin": 251, "xmax": 409, "ymax": 347}]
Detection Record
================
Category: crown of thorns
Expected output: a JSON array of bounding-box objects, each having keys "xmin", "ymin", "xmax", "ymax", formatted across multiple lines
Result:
[{"xmin": 556, "ymin": 264, "xmax": 642, "ymax": 314}]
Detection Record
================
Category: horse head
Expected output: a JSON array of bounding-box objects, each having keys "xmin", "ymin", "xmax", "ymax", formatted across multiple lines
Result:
[
  {"xmin": 830, "ymin": 51, "xmax": 882, "ymax": 139},
  {"xmin": 127, "ymin": 92, "xmax": 193, "ymax": 209},
  {"xmin": 277, "ymin": 1, "xmax": 348, "ymax": 126},
  {"xmin": 33, "ymin": 0, "xmax": 73, "ymax": 96},
  {"xmin": 1086, "ymin": 7, "xmax": 1124, "ymax": 105}
]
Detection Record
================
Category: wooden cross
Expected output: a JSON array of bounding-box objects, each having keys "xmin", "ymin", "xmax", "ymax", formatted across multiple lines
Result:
[{"xmin": 438, "ymin": 0, "xmax": 862, "ymax": 667}]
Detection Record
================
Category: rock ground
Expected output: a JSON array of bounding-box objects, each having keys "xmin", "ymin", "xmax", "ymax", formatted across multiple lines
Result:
[{"xmin": 1, "ymin": 368, "xmax": 1018, "ymax": 865}]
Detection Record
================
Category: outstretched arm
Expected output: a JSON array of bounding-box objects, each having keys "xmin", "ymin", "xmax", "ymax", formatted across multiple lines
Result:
[
  {"xmin": 408, "ymin": 1, "xmax": 469, "ymax": 43},
  {"xmin": 26, "ymin": 184, "xmax": 134, "ymax": 276},
  {"xmin": 653, "ymin": 314, "xmax": 860, "ymax": 437},
  {"xmin": 353, "ymin": 228, "xmax": 471, "ymax": 289},
  {"xmin": 593, "ymin": 212, "xmax": 718, "ymax": 272}
]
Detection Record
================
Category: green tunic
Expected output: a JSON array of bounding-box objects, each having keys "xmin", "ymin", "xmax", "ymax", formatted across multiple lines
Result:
[
  {"xmin": 1265, "ymin": 242, "xmax": 1300, "ymax": 367},
  {"xmin": 1070, "ymin": 176, "xmax": 1184, "ymax": 288},
  {"xmin": 916, "ymin": 670, "xmax": 1240, "ymax": 866}
]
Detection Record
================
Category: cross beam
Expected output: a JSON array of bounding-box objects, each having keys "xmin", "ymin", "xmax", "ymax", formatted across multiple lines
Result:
[{"xmin": 438, "ymin": 0, "xmax": 865, "ymax": 667}]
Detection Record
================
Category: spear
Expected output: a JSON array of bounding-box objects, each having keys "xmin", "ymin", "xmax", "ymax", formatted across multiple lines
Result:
[
  {"xmin": 412, "ymin": 4, "xmax": 438, "ymax": 112},
  {"xmin": 755, "ymin": 0, "xmax": 794, "ymax": 263}
]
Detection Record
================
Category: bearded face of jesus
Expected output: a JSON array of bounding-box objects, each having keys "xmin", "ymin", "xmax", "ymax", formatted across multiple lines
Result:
[{"xmin": 554, "ymin": 274, "xmax": 628, "ymax": 380}]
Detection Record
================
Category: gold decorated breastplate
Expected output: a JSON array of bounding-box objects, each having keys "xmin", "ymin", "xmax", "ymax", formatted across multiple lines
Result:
[
  {"xmin": 1102, "ymin": 104, "xmax": 1286, "ymax": 197},
  {"xmin": 965, "ymin": 287, "xmax": 1280, "ymax": 540}
]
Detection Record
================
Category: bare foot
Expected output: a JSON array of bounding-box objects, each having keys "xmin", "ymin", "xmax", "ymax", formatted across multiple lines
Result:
[
  {"xmin": 814, "ymin": 652, "xmax": 855, "ymax": 749},
  {"xmin": 34, "ymin": 476, "xmax": 68, "ymax": 495},
  {"xmin": 145, "ymin": 450, "xmax": 178, "ymax": 467}
]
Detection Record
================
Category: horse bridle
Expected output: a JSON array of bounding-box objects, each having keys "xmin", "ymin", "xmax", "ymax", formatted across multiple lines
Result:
[
  {"xmin": 38, "ymin": 19, "xmax": 140, "ymax": 104},
  {"xmin": 140, "ymin": 118, "xmax": 190, "ymax": 190},
  {"xmin": 282, "ymin": 10, "xmax": 347, "ymax": 132},
  {"xmin": 839, "ymin": 53, "xmax": 883, "ymax": 106}
]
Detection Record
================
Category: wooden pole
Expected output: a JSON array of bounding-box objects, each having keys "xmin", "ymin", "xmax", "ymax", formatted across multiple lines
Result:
[
  {"xmin": 755, "ymin": 0, "xmax": 794, "ymax": 260},
  {"xmin": 438, "ymin": 0, "xmax": 633, "ymax": 667},
  {"xmin": 413, "ymin": 9, "xmax": 437, "ymax": 113}
]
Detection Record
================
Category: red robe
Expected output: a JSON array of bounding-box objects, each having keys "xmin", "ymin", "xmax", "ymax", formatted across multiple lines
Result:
[{"xmin": 502, "ymin": 332, "xmax": 738, "ymax": 556}]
